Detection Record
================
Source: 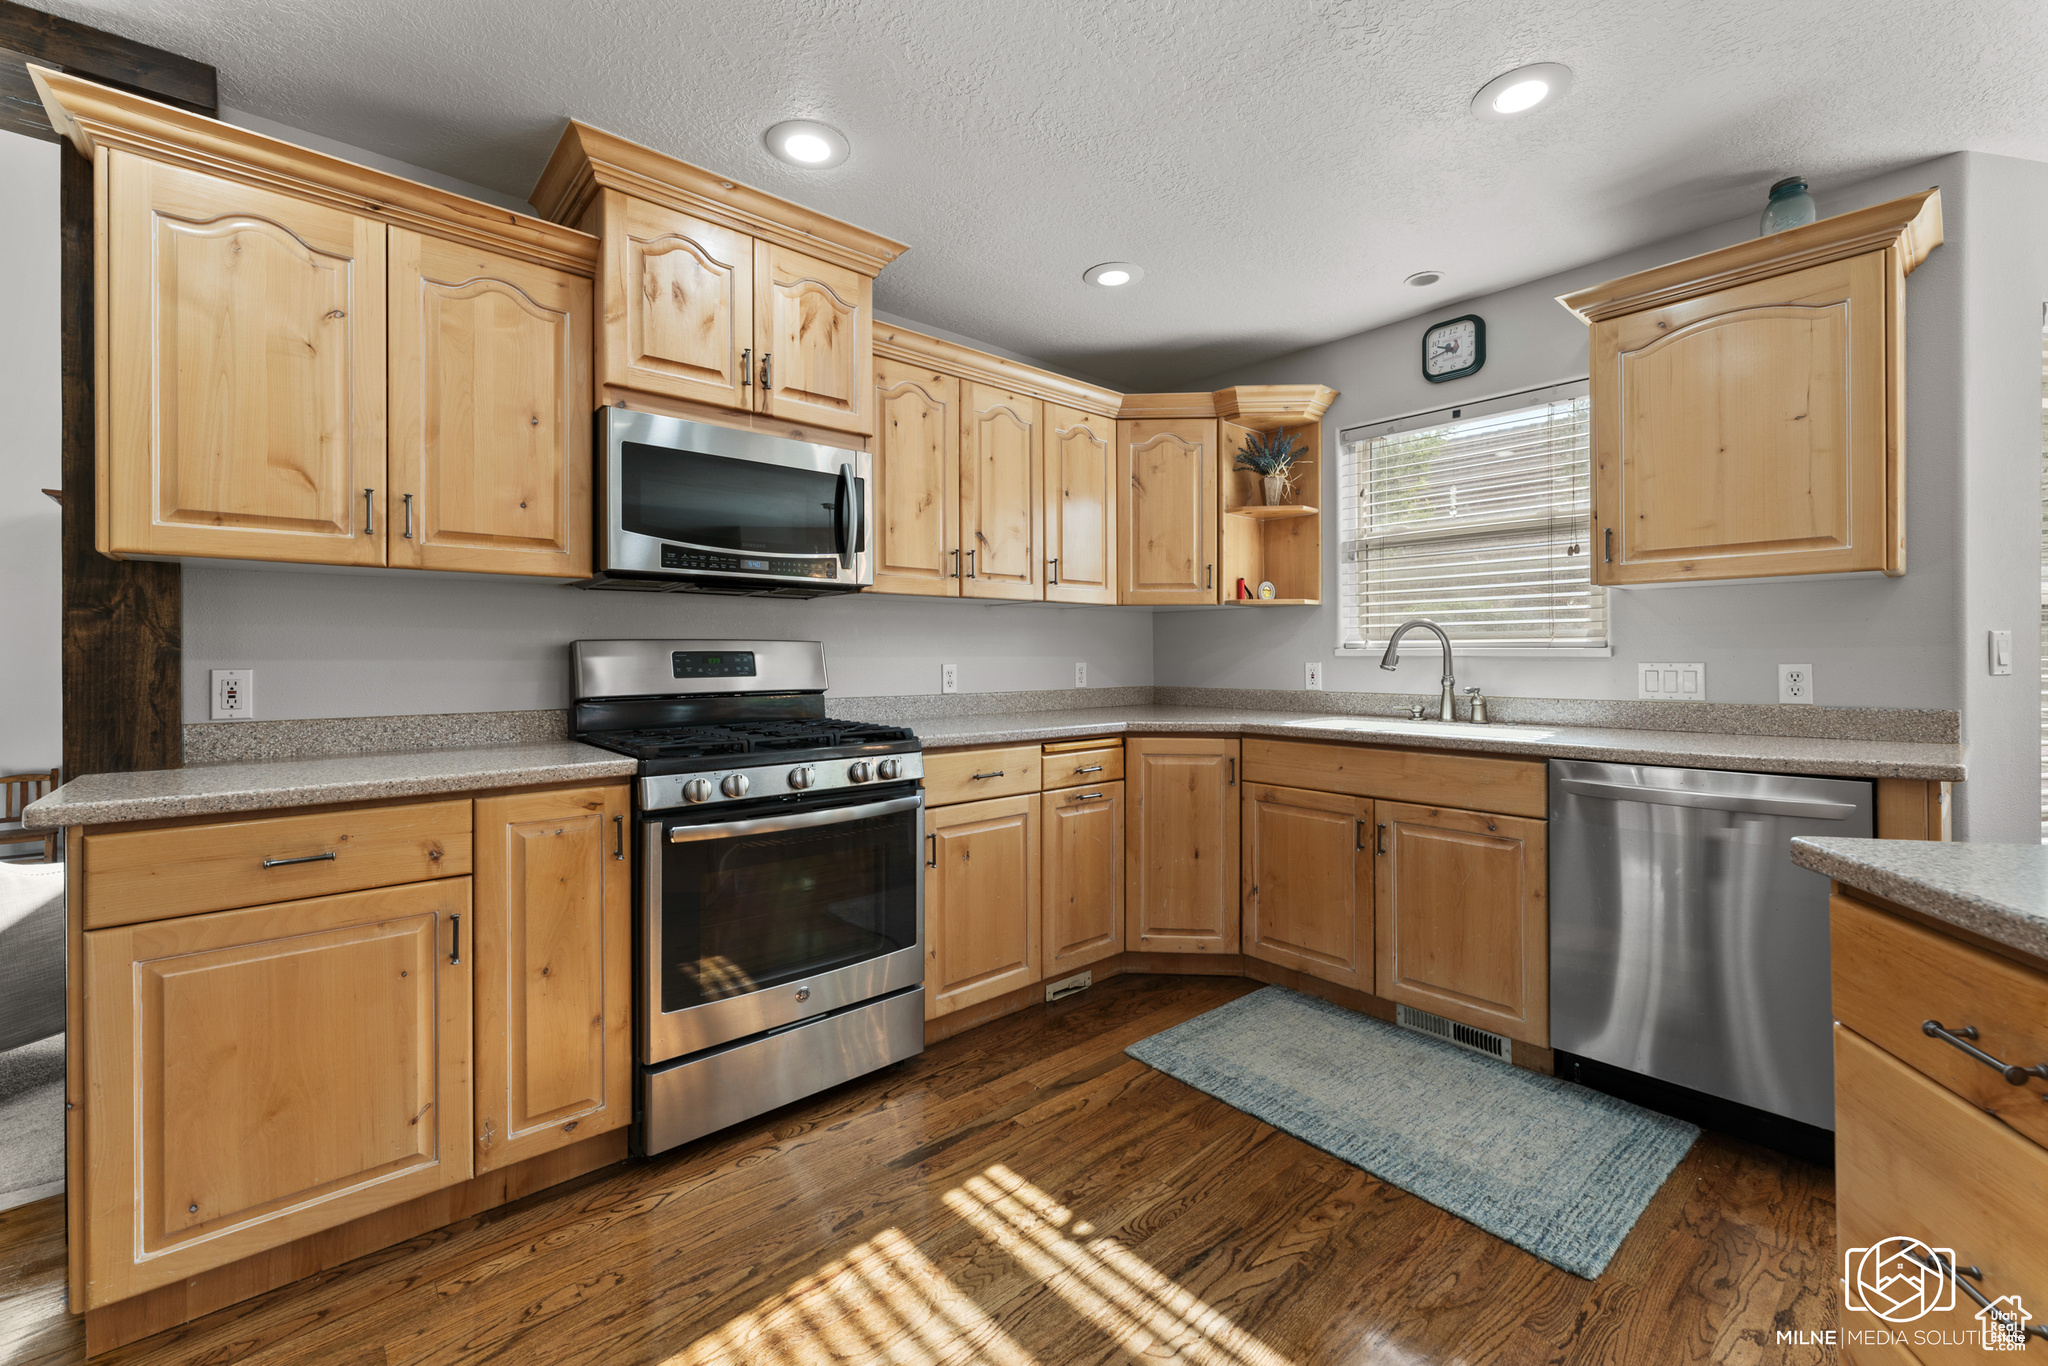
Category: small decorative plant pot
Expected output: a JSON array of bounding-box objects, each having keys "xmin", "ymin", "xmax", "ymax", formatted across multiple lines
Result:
[{"xmin": 1262, "ymin": 474, "xmax": 1286, "ymax": 506}]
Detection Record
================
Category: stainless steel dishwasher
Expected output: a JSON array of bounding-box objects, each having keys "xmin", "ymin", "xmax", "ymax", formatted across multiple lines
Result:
[{"xmin": 1548, "ymin": 759, "xmax": 1873, "ymax": 1131}]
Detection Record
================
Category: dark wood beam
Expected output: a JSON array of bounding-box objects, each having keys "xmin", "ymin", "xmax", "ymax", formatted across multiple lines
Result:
[{"xmin": 0, "ymin": 1, "xmax": 214, "ymax": 142}]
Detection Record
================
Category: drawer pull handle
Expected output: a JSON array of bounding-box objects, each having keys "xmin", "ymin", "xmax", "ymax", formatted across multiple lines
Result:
[
  {"xmin": 263, "ymin": 850, "xmax": 337, "ymax": 869},
  {"xmin": 1074, "ymin": 764, "xmax": 1104, "ymax": 774},
  {"xmin": 971, "ymin": 770, "xmax": 1005, "ymax": 780},
  {"xmin": 1072, "ymin": 791, "xmax": 1104, "ymax": 801},
  {"xmin": 1922, "ymin": 1019, "xmax": 2048, "ymax": 1090},
  {"xmin": 1904, "ymin": 1248, "xmax": 2048, "ymax": 1342}
]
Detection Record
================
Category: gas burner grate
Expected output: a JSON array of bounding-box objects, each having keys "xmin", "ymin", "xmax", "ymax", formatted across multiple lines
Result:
[{"xmin": 582, "ymin": 717, "xmax": 917, "ymax": 761}]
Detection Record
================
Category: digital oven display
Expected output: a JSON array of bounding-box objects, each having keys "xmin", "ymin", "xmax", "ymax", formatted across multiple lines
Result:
[{"xmin": 672, "ymin": 651, "xmax": 757, "ymax": 679}]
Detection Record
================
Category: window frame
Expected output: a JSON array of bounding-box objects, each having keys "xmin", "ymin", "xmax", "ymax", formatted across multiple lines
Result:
[{"xmin": 1335, "ymin": 379, "xmax": 1610, "ymax": 659}]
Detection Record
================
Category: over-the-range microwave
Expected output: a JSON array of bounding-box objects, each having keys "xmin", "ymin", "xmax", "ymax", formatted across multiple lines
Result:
[{"xmin": 582, "ymin": 407, "xmax": 871, "ymax": 597}]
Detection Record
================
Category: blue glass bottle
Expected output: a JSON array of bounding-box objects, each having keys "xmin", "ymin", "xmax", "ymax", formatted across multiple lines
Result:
[{"xmin": 1759, "ymin": 176, "xmax": 1818, "ymax": 236}]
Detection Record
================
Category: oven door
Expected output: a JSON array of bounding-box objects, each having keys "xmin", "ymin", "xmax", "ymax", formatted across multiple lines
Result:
[
  {"xmin": 643, "ymin": 789, "xmax": 922, "ymax": 1061},
  {"xmin": 602, "ymin": 407, "xmax": 872, "ymax": 587}
]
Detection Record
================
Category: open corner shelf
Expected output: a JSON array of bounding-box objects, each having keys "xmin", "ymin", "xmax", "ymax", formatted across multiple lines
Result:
[
  {"xmin": 1226, "ymin": 504, "xmax": 1318, "ymax": 521},
  {"xmin": 1224, "ymin": 597, "xmax": 1319, "ymax": 606}
]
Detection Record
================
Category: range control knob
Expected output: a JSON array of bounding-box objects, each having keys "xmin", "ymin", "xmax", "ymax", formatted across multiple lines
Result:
[
  {"xmin": 720, "ymin": 773, "xmax": 751, "ymax": 799},
  {"xmin": 788, "ymin": 766, "xmax": 817, "ymax": 790},
  {"xmin": 847, "ymin": 761, "xmax": 874, "ymax": 784},
  {"xmin": 682, "ymin": 778, "xmax": 714, "ymax": 804},
  {"xmin": 877, "ymin": 758, "xmax": 903, "ymax": 781}
]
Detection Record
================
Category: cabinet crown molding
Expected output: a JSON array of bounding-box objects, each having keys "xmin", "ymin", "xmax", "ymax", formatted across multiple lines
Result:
[
  {"xmin": 529, "ymin": 121, "xmax": 907, "ymax": 278},
  {"xmin": 874, "ymin": 325, "xmax": 1123, "ymax": 416},
  {"xmin": 32, "ymin": 67, "xmax": 598, "ymax": 275},
  {"xmin": 1116, "ymin": 387, "xmax": 1337, "ymax": 427},
  {"xmin": 1557, "ymin": 188, "xmax": 1942, "ymax": 324}
]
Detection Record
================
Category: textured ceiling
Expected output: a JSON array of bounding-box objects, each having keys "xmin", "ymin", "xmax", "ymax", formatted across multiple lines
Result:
[{"xmin": 39, "ymin": 0, "xmax": 2048, "ymax": 388}]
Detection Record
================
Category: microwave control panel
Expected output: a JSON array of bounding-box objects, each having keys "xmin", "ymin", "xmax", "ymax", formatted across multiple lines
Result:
[{"xmin": 660, "ymin": 545, "xmax": 838, "ymax": 579}]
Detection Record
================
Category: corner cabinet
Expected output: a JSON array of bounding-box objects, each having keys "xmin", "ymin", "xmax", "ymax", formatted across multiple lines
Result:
[
  {"xmin": 1125, "ymin": 738, "xmax": 1240, "ymax": 953},
  {"xmin": 1560, "ymin": 189, "xmax": 1941, "ymax": 586},
  {"xmin": 1118, "ymin": 418, "xmax": 1219, "ymax": 604}
]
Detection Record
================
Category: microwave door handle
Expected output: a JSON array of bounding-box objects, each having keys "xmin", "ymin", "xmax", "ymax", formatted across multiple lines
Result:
[
  {"xmin": 853, "ymin": 472, "xmax": 867, "ymax": 553},
  {"xmin": 835, "ymin": 464, "xmax": 855, "ymax": 569}
]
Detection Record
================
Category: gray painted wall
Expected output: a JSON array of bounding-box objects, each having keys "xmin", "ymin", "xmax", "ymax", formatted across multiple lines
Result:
[
  {"xmin": 1162, "ymin": 152, "xmax": 2048, "ymax": 840},
  {"xmin": 0, "ymin": 131, "xmax": 61, "ymax": 775}
]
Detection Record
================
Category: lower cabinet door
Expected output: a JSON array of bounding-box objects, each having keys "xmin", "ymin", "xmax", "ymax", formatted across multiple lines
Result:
[
  {"xmin": 926, "ymin": 793, "xmax": 1041, "ymax": 1018},
  {"xmin": 1242, "ymin": 783, "xmax": 1373, "ymax": 991},
  {"xmin": 473, "ymin": 785, "xmax": 631, "ymax": 1173},
  {"xmin": 1373, "ymin": 802, "xmax": 1548, "ymax": 1046},
  {"xmin": 82, "ymin": 879, "xmax": 473, "ymax": 1306},
  {"xmin": 1125, "ymin": 738, "xmax": 1240, "ymax": 954},
  {"xmin": 1043, "ymin": 781, "xmax": 1124, "ymax": 976}
]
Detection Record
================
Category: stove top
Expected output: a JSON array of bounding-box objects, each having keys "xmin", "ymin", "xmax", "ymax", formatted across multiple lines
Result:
[{"xmin": 582, "ymin": 717, "xmax": 918, "ymax": 765}]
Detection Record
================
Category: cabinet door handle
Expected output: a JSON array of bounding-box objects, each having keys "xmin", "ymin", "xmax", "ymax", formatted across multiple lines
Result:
[
  {"xmin": 741, "ymin": 347, "xmax": 752, "ymax": 387},
  {"xmin": 1603, "ymin": 526, "xmax": 1613, "ymax": 563},
  {"xmin": 1205, "ymin": 563, "xmax": 1213, "ymax": 590},
  {"xmin": 262, "ymin": 850, "xmax": 336, "ymax": 869},
  {"xmin": 965, "ymin": 549, "xmax": 976, "ymax": 578},
  {"xmin": 1048, "ymin": 556, "xmax": 1059, "ymax": 585},
  {"xmin": 1227, "ymin": 756, "xmax": 1236, "ymax": 786},
  {"xmin": 1074, "ymin": 764, "xmax": 1103, "ymax": 774},
  {"xmin": 402, "ymin": 492, "xmax": 413, "ymax": 540},
  {"xmin": 363, "ymin": 488, "xmax": 375, "ymax": 536},
  {"xmin": 449, "ymin": 913, "xmax": 462, "ymax": 966},
  {"xmin": 1376, "ymin": 823, "xmax": 1388, "ymax": 855},
  {"xmin": 760, "ymin": 352, "xmax": 772, "ymax": 391},
  {"xmin": 1356, "ymin": 819, "xmax": 1367, "ymax": 853},
  {"xmin": 972, "ymin": 769, "xmax": 1005, "ymax": 780},
  {"xmin": 925, "ymin": 833, "xmax": 936, "ymax": 868},
  {"xmin": 949, "ymin": 548, "xmax": 961, "ymax": 578},
  {"xmin": 613, "ymin": 814, "xmax": 624, "ymax": 861},
  {"xmin": 1923, "ymin": 1020, "xmax": 2048, "ymax": 1090}
]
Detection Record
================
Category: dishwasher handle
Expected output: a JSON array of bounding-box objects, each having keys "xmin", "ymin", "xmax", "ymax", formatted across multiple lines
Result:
[{"xmin": 1556, "ymin": 777, "xmax": 1858, "ymax": 821}]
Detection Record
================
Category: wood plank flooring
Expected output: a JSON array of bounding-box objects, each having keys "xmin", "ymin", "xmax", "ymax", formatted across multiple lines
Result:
[{"xmin": 0, "ymin": 975, "xmax": 1838, "ymax": 1365}]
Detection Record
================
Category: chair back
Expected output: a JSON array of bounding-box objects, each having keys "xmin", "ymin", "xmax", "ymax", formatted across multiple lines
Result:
[{"xmin": 1, "ymin": 768, "xmax": 61, "ymax": 862}]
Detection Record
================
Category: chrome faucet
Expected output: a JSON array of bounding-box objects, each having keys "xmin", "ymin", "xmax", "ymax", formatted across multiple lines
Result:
[{"xmin": 1379, "ymin": 619, "xmax": 1456, "ymax": 721}]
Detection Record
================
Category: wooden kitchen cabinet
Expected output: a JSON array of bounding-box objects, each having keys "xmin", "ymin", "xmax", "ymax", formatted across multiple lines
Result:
[
  {"xmin": 1560, "ymin": 189, "xmax": 1940, "ymax": 586},
  {"xmin": 1242, "ymin": 783, "xmax": 1373, "ymax": 991},
  {"xmin": 102, "ymin": 151, "xmax": 389, "ymax": 566},
  {"xmin": 1374, "ymin": 801, "xmax": 1548, "ymax": 1046},
  {"xmin": 472, "ymin": 785, "xmax": 631, "ymax": 1173},
  {"xmin": 1044, "ymin": 404, "xmax": 1117, "ymax": 605},
  {"xmin": 1118, "ymin": 418, "xmax": 1219, "ymax": 604},
  {"xmin": 1043, "ymin": 781, "xmax": 1124, "ymax": 976},
  {"xmin": 1125, "ymin": 738, "xmax": 1240, "ymax": 954},
  {"xmin": 871, "ymin": 361, "xmax": 962, "ymax": 594},
  {"xmin": 388, "ymin": 229, "xmax": 593, "ymax": 577},
  {"xmin": 961, "ymin": 383, "xmax": 1043, "ymax": 599},
  {"xmin": 755, "ymin": 241, "xmax": 874, "ymax": 435},
  {"xmin": 81, "ymin": 879, "xmax": 474, "ymax": 1306},
  {"xmin": 598, "ymin": 191, "xmax": 755, "ymax": 412},
  {"xmin": 925, "ymin": 793, "xmax": 1041, "ymax": 1017}
]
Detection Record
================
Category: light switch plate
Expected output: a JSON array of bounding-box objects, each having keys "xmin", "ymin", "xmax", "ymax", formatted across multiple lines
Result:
[
  {"xmin": 1305, "ymin": 661, "xmax": 1323, "ymax": 690},
  {"xmin": 1990, "ymin": 629, "xmax": 2014, "ymax": 676},
  {"xmin": 1778, "ymin": 664, "xmax": 1814, "ymax": 704},
  {"xmin": 209, "ymin": 668, "xmax": 254, "ymax": 720},
  {"xmin": 1637, "ymin": 661, "xmax": 1706, "ymax": 702}
]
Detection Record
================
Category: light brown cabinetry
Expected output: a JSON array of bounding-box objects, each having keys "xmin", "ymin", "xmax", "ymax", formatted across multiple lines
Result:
[
  {"xmin": 961, "ymin": 383, "xmax": 1043, "ymax": 599},
  {"xmin": 1125, "ymin": 738, "xmax": 1239, "ymax": 953},
  {"xmin": 1044, "ymin": 405, "xmax": 1117, "ymax": 604},
  {"xmin": 1560, "ymin": 189, "xmax": 1941, "ymax": 586},
  {"xmin": 871, "ymin": 361, "xmax": 961, "ymax": 594},
  {"xmin": 1374, "ymin": 802, "xmax": 1549, "ymax": 1046},
  {"xmin": 1118, "ymin": 418, "xmax": 1219, "ymax": 604},
  {"xmin": 755, "ymin": 241, "xmax": 873, "ymax": 433},
  {"xmin": 82, "ymin": 879, "xmax": 474, "ymax": 1305},
  {"xmin": 1043, "ymin": 781, "xmax": 1124, "ymax": 976},
  {"xmin": 925, "ymin": 793, "xmax": 1041, "ymax": 1017},
  {"xmin": 472, "ymin": 786, "xmax": 631, "ymax": 1173},
  {"xmin": 601, "ymin": 193, "xmax": 755, "ymax": 411},
  {"xmin": 1241, "ymin": 783, "xmax": 1372, "ymax": 991}
]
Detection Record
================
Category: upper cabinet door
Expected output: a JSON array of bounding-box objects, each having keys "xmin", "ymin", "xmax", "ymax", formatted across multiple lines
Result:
[
  {"xmin": 103, "ymin": 152, "xmax": 387, "ymax": 565},
  {"xmin": 1593, "ymin": 252, "xmax": 1890, "ymax": 585},
  {"xmin": 871, "ymin": 362, "xmax": 961, "ymax": 596},
  {"xmin": 1044, "ymin": 405, "xmax": 1117, "ymax": 605},
  {"xmin": 1118, "ymin": 418, "xmax": 1218, "ymax": 604},
  {"xmin": 388, "ymin": 229, "xmax": 592, "ymax": 577},
  {"xmin": 600, "ymin": 192, "xmax": 753, "ymax": 411},
  {"xmin": 755, "ymin": 241, "xmax": 873, "ymax": 436},
  {"xmin": 960, "ymin": 383, "xmax": 1043, "ymax": 600}
]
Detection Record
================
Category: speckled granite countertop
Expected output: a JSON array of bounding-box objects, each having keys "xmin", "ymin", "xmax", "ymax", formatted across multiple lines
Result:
[
  {"xmin": 909, "ymin": 705, "xmax": 1967, "ymax": 780},
  {"xmin": 22, "ymin": 742, "xmax": 638, "ymax": 829},
  {"xmin": 1792, "ymin": 837, "xmax": 2048, "ymax": 966}
]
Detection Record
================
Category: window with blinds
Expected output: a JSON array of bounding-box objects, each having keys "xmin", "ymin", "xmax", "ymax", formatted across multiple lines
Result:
[{"xmin": 1337, "ymin": 383, "xmax": 1605, "ymax": 653}]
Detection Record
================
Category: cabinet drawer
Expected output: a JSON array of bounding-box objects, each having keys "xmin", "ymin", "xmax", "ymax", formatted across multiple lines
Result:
[
  {"xmin": 1042, "ymin": 744, "xmax": 1123, "ymax": 790},
  {"xmin": 1833, "ymin": 893, "xmax": 2048, "ymax": 1148},
  {"xmin": 1837, "ymin": 1027, "xmax": 2048, "ymax": 1363},
  {"xmin": 1242, "ymin": 739, "xmax": 1547, "ymax": 819},
  {"xmin": 83, "ymin": 800, "xmax": 473, "ymax": 929},
  {"xmin": 922, "ymin": 746, "xmax": 1041, "ymax": 807}
]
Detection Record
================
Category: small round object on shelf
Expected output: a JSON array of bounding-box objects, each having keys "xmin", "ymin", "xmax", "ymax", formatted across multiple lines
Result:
[
  {"xmin": 1258, "ymin": 581, "xmax": 1276, "ymax": 600},
  {"xmin": 877, "ymin": 758, "xmax": 903, "ymax": 781},
  {"xmin": 848, "ymin": 761, "xmax": 874, "ymax": 783},
  {"xmin": 721, "ymin": 773, "xmax": 751, "ymax": 798},
  {"xmin": 682, "ymin": 778, "xmax": 714, "ymax": 804}
]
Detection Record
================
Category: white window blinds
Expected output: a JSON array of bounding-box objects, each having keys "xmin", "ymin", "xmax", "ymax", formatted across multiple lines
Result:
[{"xmin": 1338, "ymin": 382, "xmax": 1605, "ymax": 653}]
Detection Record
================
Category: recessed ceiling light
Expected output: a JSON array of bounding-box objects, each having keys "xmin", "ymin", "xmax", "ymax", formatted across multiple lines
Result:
[
  {"xmin": 1405, "ymin": 271, "xmax": 1444, "ymax": 287},
  {"xmin": 1471, "ymin": 63, "xmax": 1573, "ymax": 121},
  {"xmin": 1083, "ymin": 262, "xmax": 1144, "ymax": 288},
  {"xmin": 764, "ymin": 119, "xmax": 849, "ymax": 169}
]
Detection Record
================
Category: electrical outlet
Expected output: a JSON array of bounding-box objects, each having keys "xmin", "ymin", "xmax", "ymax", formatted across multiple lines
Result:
[
  {"xmin": 1778, "ymin": 664, "xmax": 1815, "ymax": 704},
  {"xmin": 1074, "ymin": 661, "xmax": 1087, "ymax": 688},
  {"xmin": 210, "ymin": 668, "xmax": 254, "ymax": 721},
  {"xmin": 1305, "ymin": 661, "xmax": 1323, "ymax": 691},
  {"xmin": 940, "ymin": 662, "xmax": 958, "ymax": 694},
  {"xmin": 1990, "ymin": 629, "xmax": 2014, "ymax": 676},
  {"xmin": 1637, "ymin": 662, "xmax": 1706, "ymax": 702}
]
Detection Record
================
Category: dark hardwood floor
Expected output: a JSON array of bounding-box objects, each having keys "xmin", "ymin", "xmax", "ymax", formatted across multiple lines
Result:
[{"xmin": 0, "ymin": 975, "xmax": 1838, "ymax": 1365}]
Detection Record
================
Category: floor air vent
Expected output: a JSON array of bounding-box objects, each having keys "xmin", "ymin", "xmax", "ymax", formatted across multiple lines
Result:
[{"xmin": 1395, "ymin": 1005, "xmax": 1513, "ymax": 1063}]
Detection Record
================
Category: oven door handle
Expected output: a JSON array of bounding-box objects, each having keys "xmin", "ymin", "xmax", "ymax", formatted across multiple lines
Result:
[{"xmin": 666, "ymin": 793, "xmax": 922, "ymax": 843}]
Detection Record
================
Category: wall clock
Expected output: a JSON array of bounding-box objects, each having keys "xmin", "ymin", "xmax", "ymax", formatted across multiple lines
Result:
[{"xmin": 1422, "ymin": 314, "xmax": 1485, "ymax": 383}]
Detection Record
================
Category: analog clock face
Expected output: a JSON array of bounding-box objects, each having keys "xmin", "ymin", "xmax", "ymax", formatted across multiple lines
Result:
[{"xmin": 1424, "ymin": 318, "xmax": 1480, "ymax": 377}]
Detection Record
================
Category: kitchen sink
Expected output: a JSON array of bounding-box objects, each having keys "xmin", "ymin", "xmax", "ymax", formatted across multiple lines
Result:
[{"xmin": 1284, "ymin": 716, "xmax": 1558, "ymax": 740}]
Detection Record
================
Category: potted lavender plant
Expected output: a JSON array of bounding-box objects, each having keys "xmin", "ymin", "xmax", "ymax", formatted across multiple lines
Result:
[{"xmin": 1234, "ymin": 428, "xmax": 1308, "ymax": 506}]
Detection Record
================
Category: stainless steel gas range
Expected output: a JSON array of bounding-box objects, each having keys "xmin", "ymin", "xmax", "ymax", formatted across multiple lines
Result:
[{"xmin": 569, "ymin": 639, "xmax": 925, "ymax": 1155}]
